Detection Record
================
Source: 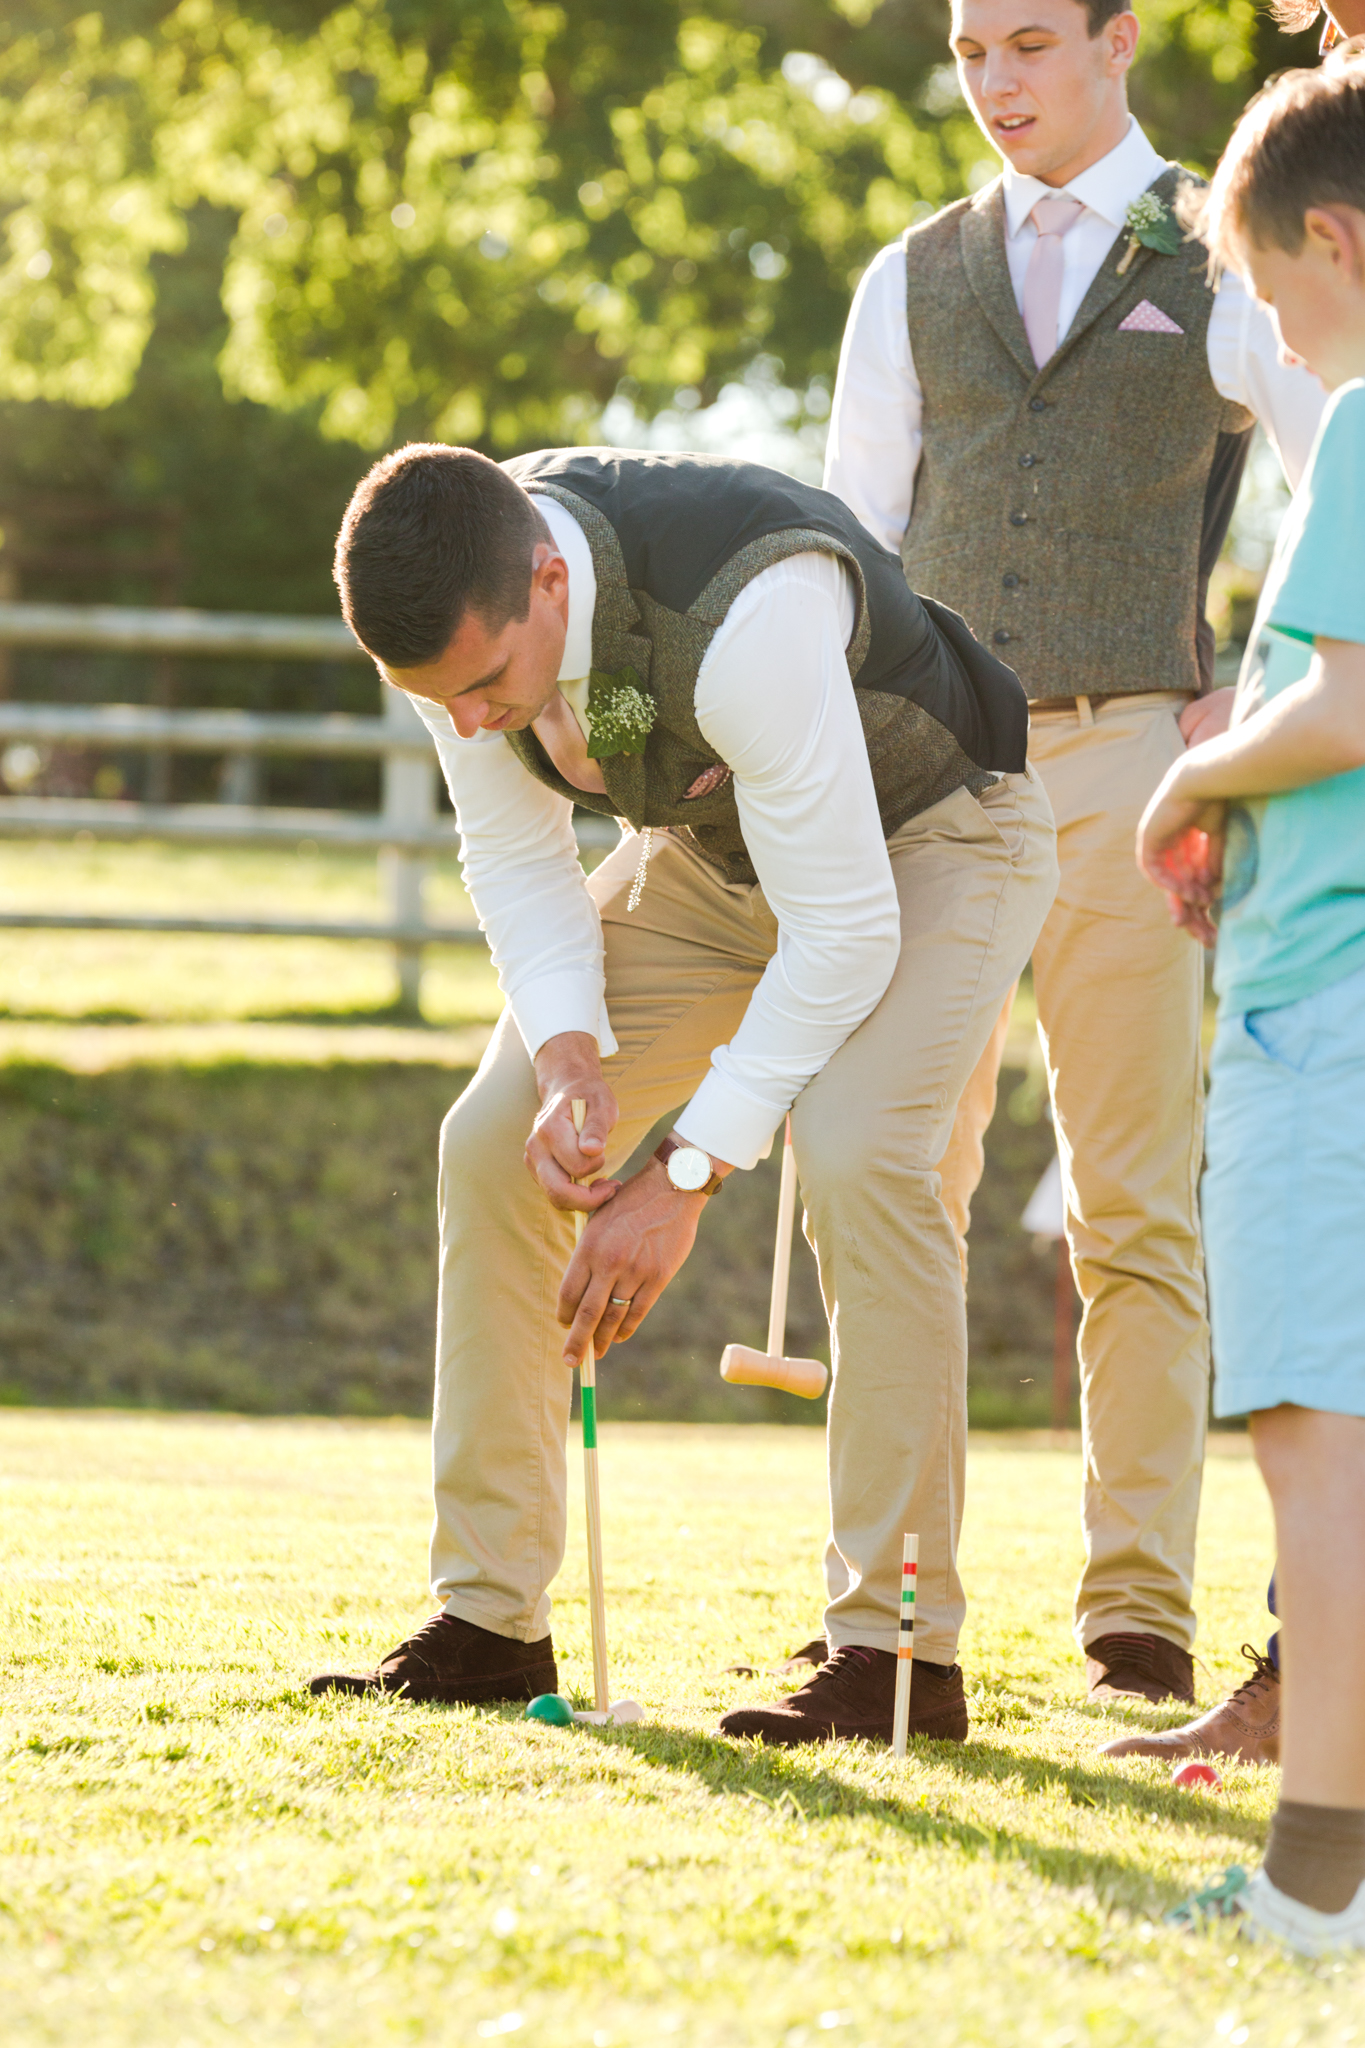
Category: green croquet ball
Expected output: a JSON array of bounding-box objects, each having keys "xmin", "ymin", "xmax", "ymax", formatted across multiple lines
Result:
[{"xmin": 524, "ymin": 1693, "xmax": 575, "ymax": 1727}]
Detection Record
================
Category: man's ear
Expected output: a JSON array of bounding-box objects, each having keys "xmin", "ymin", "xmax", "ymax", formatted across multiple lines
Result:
[
  {"xmin": 531, "ymin": 541, "xmax": 570, "ymax": 606},
  {"xmin": 1102, "ymin": 7, "xmax": 1140, "ymax": 74}
]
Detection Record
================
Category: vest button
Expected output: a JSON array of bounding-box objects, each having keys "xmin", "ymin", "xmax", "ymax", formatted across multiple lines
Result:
[
  {"xmin": 1019, "ymin": 453, "xmax": 1038, "ymax": 468},
  {"xmin": 1009, "ymin": 512, "xmax": 1029, "ymax": 526},
  {"xmin": 993, "ymin": 629, "xmax": 1012, "ymax": 645},
  {"xmin": 1029, "ymin": 398, "xmax": 1048, "ymax": 413},
  {"xmin": 1002, "ymin": 573, "xmax": 1020, "ymax": 589}
]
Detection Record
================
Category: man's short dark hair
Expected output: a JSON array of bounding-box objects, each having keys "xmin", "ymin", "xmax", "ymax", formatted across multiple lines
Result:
[
  {"xmin": 334, "ymin": 443, "xmax": 548, "ymax": 667},
  {"xmin": 1194, "ymin": 48, "xmax": 1365, "ymax": 268},
  {"xmin": 1081, "ymin": 0, "xmax": 1128, "ymax": 34}
]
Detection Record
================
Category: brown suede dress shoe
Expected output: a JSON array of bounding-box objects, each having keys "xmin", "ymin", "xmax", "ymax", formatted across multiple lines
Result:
[
  {"xmin": 1100, "ymin": 1646, "xmax": 1280, "ymax": 1764},
  {"xmin": 718, "ymin": 1645, "xmax": 968, "ymax": 1746},
  {"xmin": 767, "ymin": 1635, "xmax": 828, "ymax": 1677},
  {"xmin": 308, "ymin": 1611, "xmax": 556, "ymax": 1705},
  {"xmin": 1085, "ymin": 1630, "xmax": 1195, "ymax": 1705}
]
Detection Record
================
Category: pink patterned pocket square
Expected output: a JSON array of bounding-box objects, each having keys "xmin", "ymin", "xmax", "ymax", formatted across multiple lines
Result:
[{"xmin": 1118, "ymin": 300, "xmax": 1184, "ymax": 335}]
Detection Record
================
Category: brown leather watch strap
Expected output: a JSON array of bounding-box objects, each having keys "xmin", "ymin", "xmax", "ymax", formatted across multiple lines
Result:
[{"xmin": 653, "ymin": 1132, "xmax": 724, "ymax": 1197}]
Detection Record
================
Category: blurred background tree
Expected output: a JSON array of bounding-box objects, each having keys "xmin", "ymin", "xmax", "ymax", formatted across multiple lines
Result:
[{"xmin": 0, "ymin": 0, "xmax": 1324, "ymax": 626}]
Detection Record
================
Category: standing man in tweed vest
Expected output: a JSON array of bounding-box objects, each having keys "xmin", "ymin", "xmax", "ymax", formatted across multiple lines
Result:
[
  {"xmin": 825, "ymin": 0, "xmax": 1326, "ymax": 1707},
  {"xmin": 310, "ymin": 444, "xmax": 1057, "ymax": 1744}
]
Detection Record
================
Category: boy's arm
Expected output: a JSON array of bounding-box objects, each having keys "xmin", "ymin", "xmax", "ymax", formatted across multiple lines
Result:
[{"xmin": 1137, "ymin": 637, "xmax": 1365, "ymax": 941}]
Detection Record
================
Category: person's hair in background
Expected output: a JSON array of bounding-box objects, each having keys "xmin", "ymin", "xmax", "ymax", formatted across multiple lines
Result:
[
  {"xmin": 335, "ymin": 444, "xmax": 550, "ymax": 667},
  {"xmin": 1190, "ymin": 47, "xmax": 1365, "ymax": 271},
  {"xmin": 1272, "ymin": 0, "xmax": 1365, "ymax": 51}
]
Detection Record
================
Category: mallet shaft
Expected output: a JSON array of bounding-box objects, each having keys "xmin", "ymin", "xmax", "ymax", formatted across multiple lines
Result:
[
  {"xmin": 571, "ymin": 1099, "xmax": 611, "ymax": 1715},
  {"xmin": 766, "ymin": 1115, "xmax": 797, "ymax": 1359},
  {"xmin": 892, "ymin": 1532, "xmax": 918, "ymax": 1759}
]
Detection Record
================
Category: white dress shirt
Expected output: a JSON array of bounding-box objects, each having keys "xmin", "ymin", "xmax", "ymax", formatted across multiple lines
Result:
[
  {"xmin": 824, "ymin": 118, "xmax": 1328, "ymax": 555},
  {"xmin": 411, "ymin": 494, "xmax": 902, "ymax": 1171}
]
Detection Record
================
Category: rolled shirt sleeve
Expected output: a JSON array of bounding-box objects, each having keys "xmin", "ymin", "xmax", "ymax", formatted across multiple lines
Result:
[
  {"xmin": 672, "ymin": 552, "xmax": 902, "ymax": 1171},
  {"xmin": 410, "ymin": 696, "xmax": 618, "ymax": 1060}
]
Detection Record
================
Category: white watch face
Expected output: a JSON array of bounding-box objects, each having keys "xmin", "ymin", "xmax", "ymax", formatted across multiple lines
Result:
[{"xmin": 667, "ymin": 1144, "xmax": 712, "ymax": 1192}]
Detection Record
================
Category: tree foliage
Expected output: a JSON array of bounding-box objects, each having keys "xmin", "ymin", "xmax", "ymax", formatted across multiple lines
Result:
[{"xmin": 1, "ymin": 0, "xmax": 1319, "ymax": 455}]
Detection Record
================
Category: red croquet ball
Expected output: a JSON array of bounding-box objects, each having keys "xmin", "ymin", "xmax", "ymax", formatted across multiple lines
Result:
[{"xmin": 1171, "ymin": 1760, "xmax": 1223, "ymax": 1792}]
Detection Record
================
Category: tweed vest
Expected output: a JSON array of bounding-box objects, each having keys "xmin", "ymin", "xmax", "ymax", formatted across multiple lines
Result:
[
  {"xmin": 499, "ymin": 449, "xmax": 1028, "ymax": 885},
  {"xmin": 901, "ymin": 167, "xmax": 1255, "ymax": 700}
]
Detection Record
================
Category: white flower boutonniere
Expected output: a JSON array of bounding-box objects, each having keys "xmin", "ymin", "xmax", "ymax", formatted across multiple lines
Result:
[
  {"xmin": 1116, "ymin": 190, "xmax": 1182, "ymax": 276},
  {"xmin": 585, "ymin": 665, "xmax": 656, "ymax": 760}
]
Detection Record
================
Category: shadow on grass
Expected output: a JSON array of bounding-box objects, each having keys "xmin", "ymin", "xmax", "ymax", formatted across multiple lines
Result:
[{"xmin": 531, "ymin": 1717, "xmax": 1264, "ymax": 1913}]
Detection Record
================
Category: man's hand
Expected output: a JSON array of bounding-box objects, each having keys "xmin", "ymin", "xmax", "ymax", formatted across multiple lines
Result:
[
  {"xmin": 1179, "ymin": 687, "xmax": 1236, "ymax": 750},
  {"xmin": 557, "ymin": 1157, "xmax": 710, "ymax": 1366},
  {"xmin": 525, "ymin": 1031, "xmax": 620, "ymax": 1214},
  {"xmin": 1136, "ymin": 773, "xmax": 1226, "ymax": 949}
]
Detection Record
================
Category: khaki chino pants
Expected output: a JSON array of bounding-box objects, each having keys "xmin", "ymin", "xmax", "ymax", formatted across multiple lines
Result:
[
  {"xmin": 430, "ymin": 769, "xmax": 1057, "ymax": 1664},
  {"xmin": 938, "ymin": 695, "xmax": 1210, "ymax": 1654}
]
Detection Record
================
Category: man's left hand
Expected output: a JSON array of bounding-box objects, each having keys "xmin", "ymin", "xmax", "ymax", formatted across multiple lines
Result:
[
  {"xmin": 1179, "ymin": 687, "xmax": 1236, "ymax": 750},
  {"xmin": 558, "ymin": 1158, "xmax": 710, "ymax": 1367}
]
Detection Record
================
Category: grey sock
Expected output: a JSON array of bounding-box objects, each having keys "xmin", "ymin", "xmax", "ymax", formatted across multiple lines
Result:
[{"xmin": 1264, "ymin": 1801, "xmax": 1365, "ymax": 1915}]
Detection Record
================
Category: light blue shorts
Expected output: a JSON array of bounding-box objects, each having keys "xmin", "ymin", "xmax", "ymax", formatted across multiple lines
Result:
[{"xmin": 1204, "ymin": 956, "xmax": 1365, "ymax": 1420}]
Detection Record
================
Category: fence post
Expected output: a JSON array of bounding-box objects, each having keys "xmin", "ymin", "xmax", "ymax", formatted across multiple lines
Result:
[{"xmin": 380, "ymin": 682, "xmax": 437, "ymax": 1014}]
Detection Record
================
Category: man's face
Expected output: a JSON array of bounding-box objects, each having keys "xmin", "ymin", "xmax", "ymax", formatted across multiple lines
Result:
[
  {"xmin": 952, "ymin": 0, "xmax": 1139, "ymax": 187},
  {"xmin": 1242, "ymin": 207, "xmax": 1365, "ymax": 393},
  {"xmin": 385, "ymin": 544, "xmax": 570, "ymax": 740}
]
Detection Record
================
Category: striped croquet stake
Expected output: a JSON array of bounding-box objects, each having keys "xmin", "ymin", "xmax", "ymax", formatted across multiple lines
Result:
[
  {"xmin": 891, "ymin": 1532, "xmax": 918, "ymax": 1758},
  {"xmin": 571, "ymin": 1100, "xmax": 611, "ymax": 1715}
]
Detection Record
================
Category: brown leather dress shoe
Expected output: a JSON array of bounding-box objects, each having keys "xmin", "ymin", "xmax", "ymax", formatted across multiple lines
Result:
[
  {"xmin": 1084, "ymin": 1630, "xmax": 1195, "ymax": 1705},
  {"xmin": 308, "ymin": 1611, "xmax": 556, "ymax": 1705},
  {"xmin": 1100, "ymin": 1646, "xmax": 1280, "ymax": 1764},
  {"xmin": 718, "ymin": 1645, "xmax": 968, "ymax": 1746}
]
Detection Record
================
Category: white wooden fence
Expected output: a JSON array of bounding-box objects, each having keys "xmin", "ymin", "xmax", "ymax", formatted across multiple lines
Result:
[{"xmin": 0, "ymin": 601, "xmax": 616, "ymax": 1009}]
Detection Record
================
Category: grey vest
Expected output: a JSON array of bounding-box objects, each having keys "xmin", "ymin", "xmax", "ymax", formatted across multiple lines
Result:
[
  {"xmin": 901, "ymin": 167, "xmax": 1255, "ymax": 700},
  {"xmin": 499, "ymin": 449, "xmax": 1028, "ymax": 884}
]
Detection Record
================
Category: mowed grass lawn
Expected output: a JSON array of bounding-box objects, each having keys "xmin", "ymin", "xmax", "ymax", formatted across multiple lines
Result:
[{"xmin": 5, "ymin": 1417, "xmax": 1357, "ymax": 2046}]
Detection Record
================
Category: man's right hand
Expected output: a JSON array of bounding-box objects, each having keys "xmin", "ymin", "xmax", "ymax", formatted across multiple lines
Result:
[{"xmin": 525, "ymin": 1031, "xmax": 621, "ymax": 1213}]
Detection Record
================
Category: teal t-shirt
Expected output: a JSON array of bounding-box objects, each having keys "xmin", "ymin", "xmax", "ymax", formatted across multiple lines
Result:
[{"xmin": 1214, "ymin": 378, "xmax": 1365, "ymax": 1015}]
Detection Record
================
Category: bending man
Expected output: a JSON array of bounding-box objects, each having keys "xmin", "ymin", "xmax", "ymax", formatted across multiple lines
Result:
[{"xmin": 310, "ymin": 445, "xmax": 1056, "ymax": 1745}]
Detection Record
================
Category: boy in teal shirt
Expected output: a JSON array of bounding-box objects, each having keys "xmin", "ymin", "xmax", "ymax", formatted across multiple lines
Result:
[{"xmin": 1138, "ymin": 50, "xmax": 1365, "ymax": 1954}]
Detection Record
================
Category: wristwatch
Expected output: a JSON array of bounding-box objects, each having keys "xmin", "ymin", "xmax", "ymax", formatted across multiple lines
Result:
[{"xmin": 654, "ymin": 1132, "xmax": 724, "ymax": 1197}]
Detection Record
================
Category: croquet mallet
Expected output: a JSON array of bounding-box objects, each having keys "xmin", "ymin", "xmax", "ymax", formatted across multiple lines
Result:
[
  {"xmin": 719, "ymin": 1115, "xmax": 828, "ymax": 1400},
  {"xmin": 570, "ymin": 1099, "xmax": 612, "ymax": 1714}
]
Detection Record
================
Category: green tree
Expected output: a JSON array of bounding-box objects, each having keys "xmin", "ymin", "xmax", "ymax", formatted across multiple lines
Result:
[{"xmin": 0, "ymin": 0, "xmax": 1326, "ymax": 631}]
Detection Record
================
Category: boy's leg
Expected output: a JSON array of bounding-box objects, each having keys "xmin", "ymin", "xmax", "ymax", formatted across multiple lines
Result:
[
  {"xmin": 431, "ymin": 830, "xmax": 773, "ymax": 1640},
  {"xmin": 1252, "ymin": 1408, "xmax": 1365, "ymax": 1807}
]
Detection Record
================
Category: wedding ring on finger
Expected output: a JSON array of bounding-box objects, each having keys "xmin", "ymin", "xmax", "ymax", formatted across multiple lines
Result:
[{"xmin": 610, "ymin": 1296, "xmax": 633, "ymax": 1307}]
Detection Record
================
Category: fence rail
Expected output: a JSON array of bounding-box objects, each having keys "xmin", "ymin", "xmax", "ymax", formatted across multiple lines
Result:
[{"xmin": 0, "ymin": 600, "xmax": 617, "ymax": 1009}]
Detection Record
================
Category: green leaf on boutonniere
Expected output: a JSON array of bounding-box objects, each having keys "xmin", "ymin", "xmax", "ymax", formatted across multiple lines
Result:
[
  {"xmin": 585, "ymin": 664, "xmax": 656, "ymax": 759},
  {"xmin": 1116, "ymin": 190, "xmax": 1182, "ymax": 274}
]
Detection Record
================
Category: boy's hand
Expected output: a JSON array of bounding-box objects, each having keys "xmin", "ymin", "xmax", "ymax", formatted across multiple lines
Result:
[
  {"xmin": 1137, "ymin": 776, "xmax": 1226, "ymax": 950},
  {"xmin": 525, "ymin": 1032, "xmax": 621, "ymax": 1213}
]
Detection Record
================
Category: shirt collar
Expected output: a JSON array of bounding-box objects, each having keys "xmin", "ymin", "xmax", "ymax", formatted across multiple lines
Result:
[
  {"xmin": 532, "ymin": 492, "xmax": 597, "ymax": 741},
  {"xmin": 1001, "ymin": 117, "xmax": 1168, "ymax": 238}
]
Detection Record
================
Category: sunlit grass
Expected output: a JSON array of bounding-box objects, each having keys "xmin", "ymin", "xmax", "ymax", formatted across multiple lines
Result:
[
  {"xmin": 3, "ymin": 1414, "xmax": 1352, "ymax": 2047},
  {"xmin": 0, "ymin": 838, "xmax": 502, "ymax": 1028}
]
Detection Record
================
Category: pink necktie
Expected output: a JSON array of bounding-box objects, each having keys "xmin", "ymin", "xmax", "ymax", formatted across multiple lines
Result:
[{"xmin": 1022, "ymin": 196, "xmax": 1085, "ymax": 368}]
